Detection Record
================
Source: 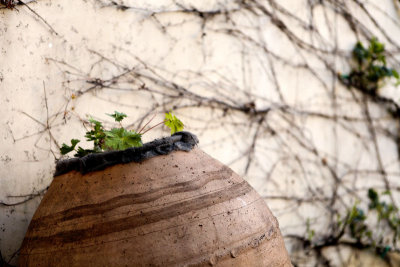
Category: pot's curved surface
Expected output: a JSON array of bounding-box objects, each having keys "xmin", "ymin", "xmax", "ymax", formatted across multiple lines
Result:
[{"xmin": 19, "ymin": 134, "xmax": 291, "ymax": 266}]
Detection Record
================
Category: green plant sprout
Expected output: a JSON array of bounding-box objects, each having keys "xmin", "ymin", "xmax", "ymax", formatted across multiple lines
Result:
[
  {"xmin": 60, "ymin": 111, "xmax": 184, "ymax": 157},
  {"xmin": 164, "ymin": 112, "xmax": 184, "ymax": 135},
  {"xmin": 340, "ymin": 37, "xmax": 400, "ymax": 93},
  {"xmin": 306, "ymin": 218, "xmax": 315, "ymax": 242},
  {"xmin": 339, "ymin": 189, "xmax": 400, "ymax": 259}
]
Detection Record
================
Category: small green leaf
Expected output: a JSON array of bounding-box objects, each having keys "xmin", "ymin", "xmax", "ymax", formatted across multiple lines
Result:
[
  {"xmin": 380, "ymin": 246, "xmax": 391, "ymax": 259},
  {"xmin": 352, "ymin": 41, "xmax": 368, "ymax": 64},
  {"xmin": 165, "ymin": 112, "xmax": 184, "ymax": 134},
  {"xmin": 60, "ymin": 139, "xmax": 80, "ymax": 155},
  {"xmin": 377, "ymin": 54, "xmax": 386, "ymax": 65},
  {"xmin": 104, "ymin": 128, "xmax": 142, "ymax": 150},
  {"xmin": 366, "ymin": 230, "xmax": 372, "ymax": 238},
  {"xmin": 107, "ymin": 111, "xmax": 127, "ymax": 122},
  {"xmin": 340, "ymin": 74, "xmax": 350, "ymax": 80},
  {"xmin": 85, "ymin": 117, "xmax": 105, "ymax": 148},
  {"xmin": 74, "ymin": 146, "xmax": 95, "ymax": 157},
  {"xmin": 392, "ymin": 69, "xmax": 399, "ymax": 79},
  {"xmin": 88, "ymin": 117, "xmax": 102, "ymax": 126},
  {"xmin": 369, "ymin": 37, "xmax": 384, "ymax": 54},
  {"xmin": 368, "ymin": 188, "xmax": 379, "ymax": 209}
]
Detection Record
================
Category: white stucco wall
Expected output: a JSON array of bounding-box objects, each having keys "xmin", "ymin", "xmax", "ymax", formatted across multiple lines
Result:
[{"xmin": 1, "ymin": 0, "xmax": 400, "ymax": 265}]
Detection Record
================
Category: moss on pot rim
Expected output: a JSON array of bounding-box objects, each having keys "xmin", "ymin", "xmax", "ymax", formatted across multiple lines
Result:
[{"xmin": 54, "ymin": 131, "xmax": 198, "ymax": 177}]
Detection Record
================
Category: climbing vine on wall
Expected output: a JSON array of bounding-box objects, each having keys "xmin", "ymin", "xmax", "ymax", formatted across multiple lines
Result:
[{"xmin": 2, "ymin": 1, "xmax": 400, "ymax": 266}]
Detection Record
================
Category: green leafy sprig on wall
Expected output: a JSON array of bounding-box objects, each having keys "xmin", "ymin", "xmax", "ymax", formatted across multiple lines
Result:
[
  {"xmin": 340, "ymin": 37, "xmax": 400, "ymax": 94},
  {"xmin": 330, "ymin": 37, "xmax": 400, "ymax": 260},
  {"xmin": 305, "ymin": 189, "xmax": 400, "ymax": 259},
  {"xmin": 329, "ymin": 189, "xmax": 400, "ymax": 259},
  {"xmin": 343, "ymin": 189, "xmax": 399, "ymax": 258},
  {"xmin": 60, "ymin": 111, "xmax": 184, "ymax": 157}
]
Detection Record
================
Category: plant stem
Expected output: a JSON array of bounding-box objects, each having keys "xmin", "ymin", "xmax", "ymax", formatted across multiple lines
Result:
[
  {"xmin": 138, "ymin": 113, "xmax": 157, "ymax": 134},
  {"xmin": 141, "ymin": 120, "xmax": 166, "ymax": 135}
]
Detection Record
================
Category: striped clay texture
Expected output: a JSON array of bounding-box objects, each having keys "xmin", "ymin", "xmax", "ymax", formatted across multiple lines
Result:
[{"xmin": 19, "ymin": 148, "xmax": 292, "ymax": 266}]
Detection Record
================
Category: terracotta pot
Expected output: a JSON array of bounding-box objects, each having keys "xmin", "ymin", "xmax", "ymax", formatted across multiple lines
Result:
[{"xmin": 19, "ymin": 132, "xmax": 292, "ymax": 266}]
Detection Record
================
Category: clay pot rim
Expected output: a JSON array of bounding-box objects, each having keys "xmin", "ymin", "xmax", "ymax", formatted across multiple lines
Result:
[{"xmin": 54, "ymin": 131, "xmax": 199, "ymax": 177}]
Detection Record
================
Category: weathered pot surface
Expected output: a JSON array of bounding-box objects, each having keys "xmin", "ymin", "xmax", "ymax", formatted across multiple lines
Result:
[{"xmin": 19, "ymin": 132, "xmax": 292, "ymax": 266}]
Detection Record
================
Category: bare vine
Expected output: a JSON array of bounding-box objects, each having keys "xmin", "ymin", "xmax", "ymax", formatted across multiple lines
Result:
[{"xmin": 2, "ymin": 0, "xmax": 400, "ymax": 266}]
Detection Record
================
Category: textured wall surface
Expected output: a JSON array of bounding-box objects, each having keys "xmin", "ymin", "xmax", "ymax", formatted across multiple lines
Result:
[{"xmin": 1, "ymin": 0, "xmax": 400, "ymax": 266}]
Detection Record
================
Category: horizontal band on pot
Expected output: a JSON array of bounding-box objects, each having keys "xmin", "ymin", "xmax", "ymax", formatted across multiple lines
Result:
[
  {"xmin": 21, "ymin": 181, "xmax": 252, "ymax": 251},
  {"xmin": 54, "ymin": 131, "xmax": 199, "ymax": 176}
]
